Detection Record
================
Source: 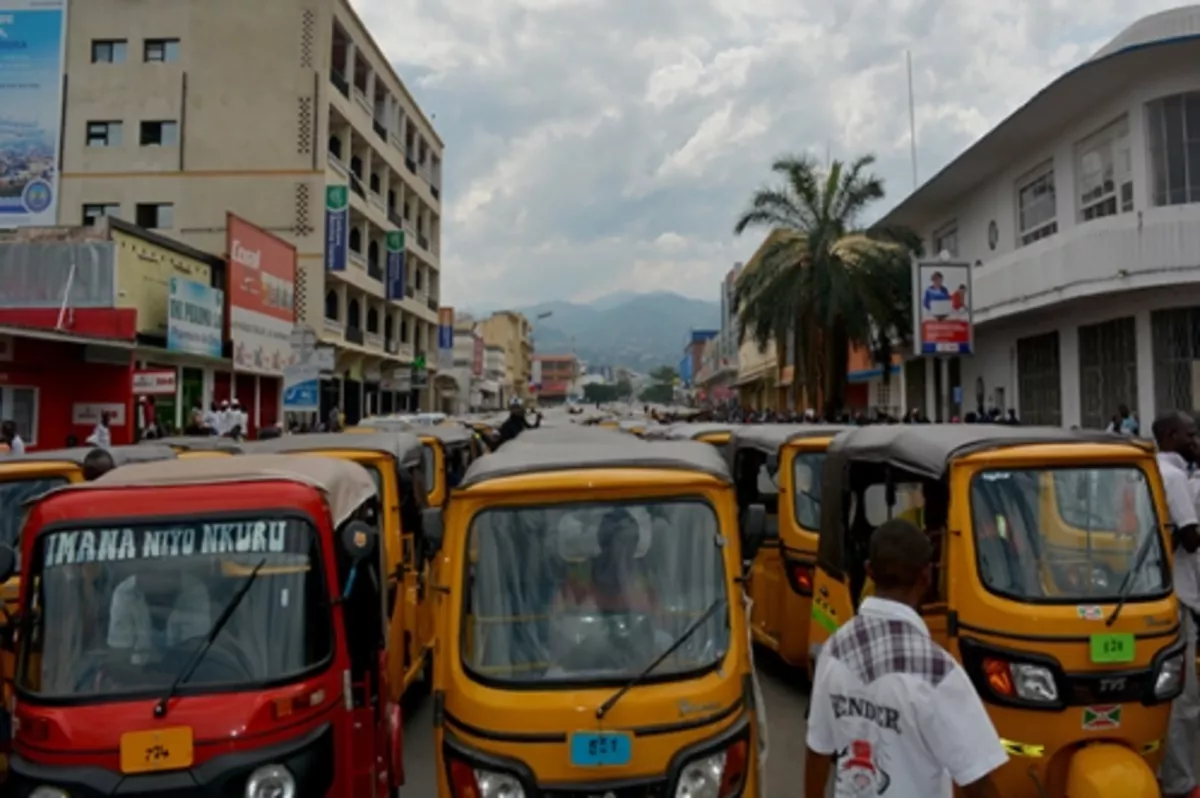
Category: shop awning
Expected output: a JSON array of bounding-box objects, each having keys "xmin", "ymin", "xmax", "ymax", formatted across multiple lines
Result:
[{"xmin": 0, "ymin": 324, "xmax": 135, "ymax": 349}]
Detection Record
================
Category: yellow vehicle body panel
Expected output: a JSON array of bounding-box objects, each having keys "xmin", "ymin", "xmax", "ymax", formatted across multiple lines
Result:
[
  {"xmin": 420, "ymin": 437, "xmax": 448, "ymax": 508},
  {"xmin": 434, "ymin": 469, "xmax": 760, "ymax": 795}
]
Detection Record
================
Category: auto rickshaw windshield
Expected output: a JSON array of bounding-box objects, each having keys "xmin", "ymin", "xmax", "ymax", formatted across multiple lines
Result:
[
  {"xmin": 0, "ymin": 476, "xmax": 69, "ymax": 553},
  {"xmin": 421, "ymin": 443, "xmax": 436, "ymax": 494},
  {"xmin": 463, "ymin": 499, "xmax": 729, "ymax": 685},
  {"xmin": 792, "ymin": 452, "xmax": 824, "ymax": 530},
  {"xmin": 969, "ymin": 466, "xmax": 1169, "ymax": 602},
  {"xmin": 18, "ymin": 516, "xmax": 333, "ymax": 700}
]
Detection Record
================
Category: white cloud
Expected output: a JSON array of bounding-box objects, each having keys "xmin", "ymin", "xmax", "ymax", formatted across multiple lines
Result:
[{"xmin": 353, "ymin": 0, "xmax": 1187, "ymax": 308}]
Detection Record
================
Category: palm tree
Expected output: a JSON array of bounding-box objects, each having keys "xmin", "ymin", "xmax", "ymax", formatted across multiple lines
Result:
[{"xmin": 732, "ymin": 154, "xmax": 918, "ymax": 417}]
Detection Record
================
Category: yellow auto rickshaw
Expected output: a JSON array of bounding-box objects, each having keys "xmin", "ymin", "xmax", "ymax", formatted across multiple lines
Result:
[
  {"xmin": 811, "ymin": 425, "xmax": 1181, "ymax": 797},
  {"xmin": 242, "ymin": 431, "xmax": 435, "ymax": 696},
  {"xmin": 423, "ymin": 427, "xmax": 767, "ymax": 797},
  {"xmin": 148, "ymin": 435, "xmax": 244, "ymax": 457},
  {"xmin": 643, "ymin": 422, "xmax": 733, "ymax": 456},
  {"xmin": 418, "ymin": 424, "xmax": 482, "ymax": 507},
  {"xmin": 727, "ymin": 424, "xmax": 844, "ymax": 675}
]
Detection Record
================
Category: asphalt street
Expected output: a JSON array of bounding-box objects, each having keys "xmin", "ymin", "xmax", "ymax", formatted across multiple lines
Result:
[{"xmin": 400, "ymin": 651, "xmax": 810, "ymax": 796}]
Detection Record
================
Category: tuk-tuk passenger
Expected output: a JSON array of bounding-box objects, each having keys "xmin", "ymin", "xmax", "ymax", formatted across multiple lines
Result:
[
  {"xmin": 107, "ymin": 563, "xmax": 212, "ymax": 666},
  {"xmin": 561, "ymin": 508, "xmax": 655, "ymax": 613}
]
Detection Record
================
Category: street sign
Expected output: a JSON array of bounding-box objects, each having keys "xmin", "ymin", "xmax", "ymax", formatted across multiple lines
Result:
[{"xmin": 414, "ymin": 353, "xmax": 426, "ymax": 370}]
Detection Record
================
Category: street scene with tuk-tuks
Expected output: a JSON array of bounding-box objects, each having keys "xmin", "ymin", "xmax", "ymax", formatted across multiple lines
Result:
[{"xmin": 4, "ymin": 2, "xmax": 1200, "ymax": 797}]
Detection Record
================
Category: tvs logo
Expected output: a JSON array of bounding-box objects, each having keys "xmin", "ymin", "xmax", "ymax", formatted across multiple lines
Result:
[{"xmin": 1098, "ymin": 677, "xmax": 1127, "ymax": 695}]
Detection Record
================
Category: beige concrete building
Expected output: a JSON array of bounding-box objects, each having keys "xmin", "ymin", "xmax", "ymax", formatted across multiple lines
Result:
[
  {"xmin": 58, "ymin": 0, "xmax": 444, "ymax": 420},
  {"xmin": 479, "ymin": 311, "xmax": 533, "ymax": 401}
]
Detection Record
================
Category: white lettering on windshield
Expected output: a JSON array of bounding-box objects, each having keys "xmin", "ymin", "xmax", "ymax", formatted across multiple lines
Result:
[{"xmin": 42, "ymin": 520, "xmax": 289, "ymax": 568}]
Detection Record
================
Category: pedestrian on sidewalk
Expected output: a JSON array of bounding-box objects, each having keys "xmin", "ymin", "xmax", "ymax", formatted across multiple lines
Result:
[
  {"xmin": 85, "ymin": 412, "xmax": 111, "ymax": 449},
  {"xmin": 804, "ymin": 518, "xmax": 1006, "ymax": 798},
  {"xmin": 1153, "ymin": 411, "xmax": 1200, "ymax": 798},
  {"xmin": 1, "ymin": 421, "xmax": 25, "ymax": 455}
]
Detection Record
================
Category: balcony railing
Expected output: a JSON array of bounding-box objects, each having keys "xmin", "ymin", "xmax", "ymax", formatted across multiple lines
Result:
[
  {"xmin": 385, "ymin": 338, "xmax": 399, "ymax": 355},
  {"xmin": 352, "ymin": 87, "xmax": 371, "ymax": 114},
  {"xmin": 349, "ymin": 173, "xmax": 365, "ymax": 198},
  {"xmin": 328, "ymin": 155, "xmax": 347, "ymax": 175},
  {"xmin": 330, "ymin": 70, "xmax": 349, "ymax": 97},
  {"xmin": 323, "ymin": 316, "xmax": 344, "ymax": 334},
  {"xmin": 405, "ymin": 156, "xmax": 416, "ymax": 174},
  {"xmin": 431, "ymin": 185, "xmax": 440, "ymax": 201},
  {"xmin": 390, "ymin": 132, "xmax": 404, "ymax": 151},
  {"xmin": 369, "ymin": 192, "xmax": 385, "ymax": 212},
  {"xmin": 365, "ymin": 331, "xmax": 383, "ymax": 349},
  {"xmin": 418, "ymin": 235, "xmax": 429, "ymax": 250},
  {"xmin": 345, "ymin": 326, "xmax": 365, "ymax": 345},
  {"xmin": 426, "ymin": 297, "xmax": 437, "ymax": 311},
  {"xmin": 349, "ymin": 250, "xmax": 366, "ymax": 268},
  {"xmin": 367, "ymin": 260, "xmax": 383, "ymax": 281},
  {"xmin": 398, "ymin": 341, "xmax": 415, "ymax": 361},
  {"xmin": 405, "ymin": 285, "xmax": 415, "ymax": 298},
  {"xmin": 387, "ymin": 209, "xmax": 404, "ymax": 229},
  {"xmin": 372, "ymin": 119, "xmax": 387, "ymax": 141}
]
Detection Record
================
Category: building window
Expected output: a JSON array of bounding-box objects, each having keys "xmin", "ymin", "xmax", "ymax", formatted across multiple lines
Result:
[
  {"xmin": 91, "ymin": 39, "xmax": 127, "ymax": 63},
  {"xmin": 139, "ymin": 120, "xmax": 178, "ymax": 147},
  {"xmin": 82, "ymin": 203, "xmax": 119, "ymax": 226},
  {"xmin": 1076, "ymin": 116, "xmax": 1132, "ymax": 220},
  {"xmin": 932, "ymin": 221, "xmax": 958, "ymax": 257},
  {"xmin": 324, "ymin": 290, "xmax": 339, "ymax": 321},
  {"xmin": 86, "ymin": 121, "xmax": 122, "ymax": 148},
  {"xmin": 144, "ymin": 38, "xmax": 180, "ymax": 63},
  {"xmin": 0, "ymin": 386, "xmax": 38, "ymax": 446},
  {"xmin": 135, "ymin": 203, "xmax": 174, "ymax": 230},
  {"xmin": 1016, "ymin": 164, "xmax": 1057, "ymax": 246},
  {"xmin": 1147, "ymin": 92, "xmax": 1200, "ymax": 206}
]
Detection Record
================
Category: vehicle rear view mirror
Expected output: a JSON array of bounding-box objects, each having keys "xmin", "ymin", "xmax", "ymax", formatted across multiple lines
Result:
[
  {"xmin": 341, "ymin": 520, "xmax": 378, "ymax": 563},
  {"xmin": 422, "ymin": 507, "xmax": 445, "ymax": 555},
  {"xmin": 741, "ymin": 503, "xmax": 767, "ymax": 562},
  {"xmin": 0, "ymin": 544, "xmax": 14, "ymax": 582}
]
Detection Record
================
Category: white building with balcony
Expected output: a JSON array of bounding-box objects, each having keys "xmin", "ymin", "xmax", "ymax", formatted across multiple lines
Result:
[{"xmin": 878, "ymin": 6, "xmax": 1200, "ymax": 428}]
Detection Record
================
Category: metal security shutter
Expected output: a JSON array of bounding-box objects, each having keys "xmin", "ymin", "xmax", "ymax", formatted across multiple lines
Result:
[
  {"xmin": 1017, "ymin": 331, "xmax": 1062, "ymax": 426},
  {"xmin": 1151, "ymin": 307, "xmax": 1200, "ymax": 414},
  {"xmin": 1078, "ymin": 316, "xmax": 1138, "ymax": 429}
]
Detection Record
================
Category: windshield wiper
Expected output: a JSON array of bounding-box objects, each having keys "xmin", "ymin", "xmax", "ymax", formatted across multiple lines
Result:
[
  {"xmin": 1106, "ymin": 529, "xmax": 1159, "ymax": 627},
  {"xmin": 595, "ymin": 596, "xmax": 725, "ymax": 720},
  {"xmin": 154, "ymin": 558, "xmax": 266, "ymax": 718}
]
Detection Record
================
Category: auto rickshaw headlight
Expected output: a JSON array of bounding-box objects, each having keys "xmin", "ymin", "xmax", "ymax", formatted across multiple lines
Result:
[
  {"xmin": 673, "ymin": 737, "xmax": 748, "ymax": 798},
  {"xmin": 30, "ymin": 788, "xmax": 69, "ymax": 798},
  {"xmin": 245, "ymin": 764, "xmax": 296, "ymax": 798},
  {"xmin": 447, "ymin": 759, "xmax": 527, "ymax": 798},
  {"xmin": 1154, "ymin": 651, "xmax": 1185, "ymax": 699},
  {"xmin": 982, "ymin": 657, "xmax": 1058, "ymax": 703}
]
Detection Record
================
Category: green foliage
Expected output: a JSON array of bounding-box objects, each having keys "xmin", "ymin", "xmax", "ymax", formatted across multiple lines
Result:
[
  {"xmin": 732, "ymin": 153, "xmax": 919, "ymax": 415},
  {"xmin": 639, "ymin": 383, "xmax": 674, "ymax": 404},
  {"xmin": 583, "ymin": 383, "xmax": 621, "ymax": 403},
  {"xmin": 615, "ymin": 378, "xmax": 633, "ymax": 399},
  {"xmin": 649, "ymin": 365, "xmax": 678, "ymax": 385}
]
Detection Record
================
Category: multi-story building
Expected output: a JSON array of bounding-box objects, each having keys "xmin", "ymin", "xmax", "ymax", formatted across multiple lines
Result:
[
  {"xmin": 481, "ymin": 344, "xmax": 506, "ymax": 408},
  {"xmin": 59, "ymin": 0, "xmax": 444, "ymax": 424},
  {"xmin": 480, "ymin": 310, "xmax": 533, "ymax": 400},
  {"xmin": 877, "ymin": 6, "xmax": 1200, "ymax": 427},
  {"xmin": 698, "ymin": 264, "xmax": 740, "ymax": 403},
  {"xmin": 532, "ymin": 353, "xmax": 578, "ymax": 405}
]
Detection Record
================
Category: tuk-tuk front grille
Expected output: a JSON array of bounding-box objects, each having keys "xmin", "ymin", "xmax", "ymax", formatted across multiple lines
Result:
[
  {"xmin": 1067, "ymin": 668, "xmax": 1154, "ymax": 704},
  {"xmin": 542, "ymin": 781, "xmax": 667, "ymax": 798}
]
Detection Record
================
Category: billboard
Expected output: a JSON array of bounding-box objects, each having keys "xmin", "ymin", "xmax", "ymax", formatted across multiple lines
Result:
[
  {"xmin": 472, "ymin": 333, "xmax": 483, "ymax": 377},
  {"xmin": 386, "ymin": 230, "xmax": 405, "ymax": 300},
  {"xmin": 437, "ymin": 306, "xmax": 454, "ymax": 371},
  {"xmin": 0, "ymin": 1, "xmax": 67, "ymax": 228},
  {"xmin": 167, "ymin": 276, "xmax": 224, "ymax": 358},
  {"xmin": 227, "ymin": 214, "xmax": 296, "ymax": 376},
  {"xmin": 324, "ymin": 185, "xmax": 348, "ymax": 272},
  {"xmin": 914, "ymin": 260, "xmax": 973, "ymax": 356}
]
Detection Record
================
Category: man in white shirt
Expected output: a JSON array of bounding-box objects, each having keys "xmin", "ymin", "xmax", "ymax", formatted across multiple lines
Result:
[
  {"xmin": 1, "ymin": 420, "xmax": 24, "ymax": 454},
  {"xmin": 1153, "ymin": 411, "xmax": 1200, "ymax": 798},
  {"xmin": 108, "ymin": 566, "xmax": 212, "ymax": 665},
  {"xmin": 806, "ymin": 518, "xmax": 1006, "ymax": 798},
  {"xmin": 85, "ymin": 411, "xmax": 112, "ymax": 448}
]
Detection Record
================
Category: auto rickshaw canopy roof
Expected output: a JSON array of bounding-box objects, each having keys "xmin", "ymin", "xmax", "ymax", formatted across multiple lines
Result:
[
  {"xmin": 419, "ymin": 423, "xmax": 475, "ymax": 448},
  {"xmin": 4, "ymin": 443, "xmax": 179, "ymax": 468},
  {"xmin": 242, "ymin": 431, "xmax": 424, "ymax": 468},
  {"xmin": 645, "ymin": 422, "xmax": 736, "ymax": 441},
  {"xmin": 149, "ymin": 435, "xmax": 245, "ymax": 453},
  {"xmin": 823, "ymin": 423, "xmax": 1144, "ymax": 481},
  {"xmin": 459, "ymin": 430, "xmax": 731, "ymax": 487},
  {"xmin": 46, "ymin": 453, "xmax": 376, "ymax": 527},
  {"xmin": 729, "ymin": 424, "xmax": 848, "ymax": 455}
]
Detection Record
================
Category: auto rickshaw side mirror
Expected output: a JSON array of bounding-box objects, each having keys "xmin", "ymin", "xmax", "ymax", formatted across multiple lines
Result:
[
  {"xmin": 422, "ymin": 507, "xmax": 445, "ymax": 555},
  {"xmin": 740, "ymin": 503, "xmax": 767, "ymax": 563},
  {"xmin": 0, "ymin": 544, "xmax": 14, "ymax": 582},
  {"xmin": 341, "ymin": 520, "xmax": 379, "ymax": 563}
]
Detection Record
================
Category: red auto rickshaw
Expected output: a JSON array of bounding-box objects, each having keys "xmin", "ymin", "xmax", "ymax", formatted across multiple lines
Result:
[{"xmin": 1, "ymin": 454, "xmax": 402, "ymax": 797}]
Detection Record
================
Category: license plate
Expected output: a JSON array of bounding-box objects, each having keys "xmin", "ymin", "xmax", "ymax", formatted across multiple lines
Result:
[
  {"xmin": 569, "ymin": 731, "xmax": 632, "ymax": 767},
  {"xmin": 119, "ymin": 726, "xmax": 194, "ymax": 774},
  {"xmin": 1090, "ymin": 632, "xmax": 1135, "ymax": 664}
]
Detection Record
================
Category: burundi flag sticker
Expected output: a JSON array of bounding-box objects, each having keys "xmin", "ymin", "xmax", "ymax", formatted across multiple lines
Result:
[{"xmin": 1082, "ymin": 704, "xmax": 1122, "ymax": 731}]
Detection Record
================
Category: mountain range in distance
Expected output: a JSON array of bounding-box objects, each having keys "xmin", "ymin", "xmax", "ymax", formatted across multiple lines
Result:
[{"xmin": 465, "ymin": 291, "xmax": 721, "ymax": 371}]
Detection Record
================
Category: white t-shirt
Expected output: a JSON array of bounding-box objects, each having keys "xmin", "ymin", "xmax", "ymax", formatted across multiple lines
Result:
[
  {"xmin": 807, "ymin": 597, "xmax": 1008, "ymax": 797},
  {"xmin": 108, "ymin": 573, "xmax": 212, "ymax": 662},
  {"xmin": 1157, "ymin": 452, "xmax": 1200, "ymax": 613}
]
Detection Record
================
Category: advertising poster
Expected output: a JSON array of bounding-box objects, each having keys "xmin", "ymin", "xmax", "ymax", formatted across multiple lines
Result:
[
  {"xmin": 386, "ymin": 229, "xmax": 405, "ymax": 300},
  {"xmin": 0, "ymin": 1, "xmax": 67, "ymax": 227},
  {"xmin": 472, "ymin": 333, "xmax": 483, "ymax": 377},
  {"xmin": 325, "ymin": 185, "xmax": 348, "ymax": 272},
  {"xmin": 282, "ymin": 363, "xmax": 320, "ymax": 412},
  {"xmin": 227, "ymin": 214, "xmax": 296, "ymax": 376},
  {"xmin": 437, "ymin": 306, "xmax": 454, "ymax": 371},
  {"xmin": 915, "ymin": 260, "xmax": 973, "ymax": 355},
  {"xmin": 167, "ymin": 277, "xmax": 224, "ymax": 358}
]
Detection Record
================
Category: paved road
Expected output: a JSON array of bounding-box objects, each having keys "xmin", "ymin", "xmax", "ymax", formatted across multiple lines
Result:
[{"xmin": 400, "ymin": 651, "xmax": 810, "ymax": 796}]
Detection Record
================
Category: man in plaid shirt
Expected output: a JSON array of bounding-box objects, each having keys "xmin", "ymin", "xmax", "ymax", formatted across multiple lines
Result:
[{"xmin": 805, "ymin": 519, "xmax": 1006, "ymax": 797}]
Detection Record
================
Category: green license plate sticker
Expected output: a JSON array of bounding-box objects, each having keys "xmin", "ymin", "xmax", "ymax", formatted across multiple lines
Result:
[{"xmin": 1090, "ymin": 632, "xmax": 1135, "ymax": 664}]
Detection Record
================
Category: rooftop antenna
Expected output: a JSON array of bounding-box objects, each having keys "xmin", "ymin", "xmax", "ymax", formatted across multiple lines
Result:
[{"xmin": 906, "ymin": 49, "xmax": 918, "ymax": 189}]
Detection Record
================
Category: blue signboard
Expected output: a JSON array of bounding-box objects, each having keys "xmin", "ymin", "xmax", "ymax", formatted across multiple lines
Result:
[
  {"xmin": 325, "ymin": 185, "xmax": 348, "ymax": 272},
  {"xmin": 386, "ymin": 230, "xmax": 406, "ymax": 300},
  {"xmin": 0, "ymin": 2, "xmax": 68, "ymax": 227},
  {"xmin": 283, "ymin": 364, "xmax": 320, "ymax": 411},
  {"xmin": 167, "ymin": 277, "xmax": 224, "ymax": 358}
]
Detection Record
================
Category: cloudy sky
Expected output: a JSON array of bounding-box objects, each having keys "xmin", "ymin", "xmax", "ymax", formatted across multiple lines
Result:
[{"xmin": 354, "ymin": 0, "xmax": 1182, "ymax": 309}]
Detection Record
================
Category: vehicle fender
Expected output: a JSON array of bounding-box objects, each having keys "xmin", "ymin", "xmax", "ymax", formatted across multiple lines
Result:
[{"xmin": 1064, "ymin": 742, "xmax": 1158, "ymax": 798}]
